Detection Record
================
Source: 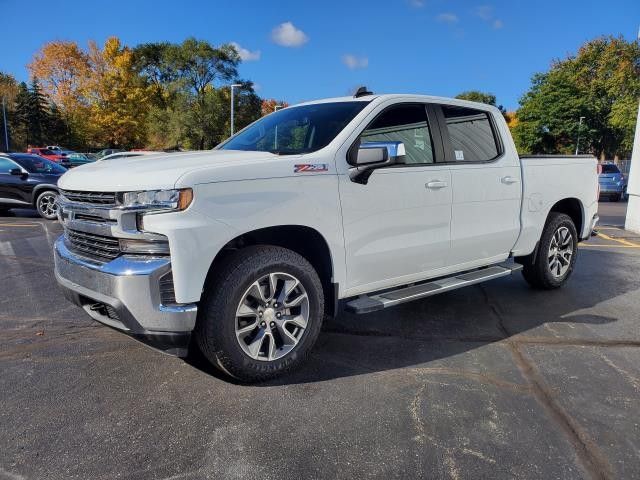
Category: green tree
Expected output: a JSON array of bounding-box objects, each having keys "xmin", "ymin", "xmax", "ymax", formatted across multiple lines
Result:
[
  {"xmin": 132, "ymin": 42, "xmax": 180, "ymax": 109},
  {"xmin": 512, "ymin": 36, "xmax": 640, "ymax": 158},
  {"xmin": 28, "ymin": 77, "xmax": 50, "ymax": 146},
  {"xmin": 455, "ymin": 90, "xmax": 506, "ymax": 114},
  {"xmin": 12, "ymin": 82, "xmax": 31, "ymax": 149}
]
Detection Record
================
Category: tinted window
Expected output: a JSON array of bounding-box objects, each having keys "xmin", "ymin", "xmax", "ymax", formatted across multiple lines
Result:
[
  {"xmin": 442, "ymin": 106, "xmax": 499, "ymax": 162},
  {"xmin": 361, "ymin": 104, "xmax": 434, "ymax": 164},
  {"xmin": 13, "ymin": 155, "xmax": 66, "ymax": 174},
  {"xmin": 0, "ymin": 157, "xmax": 18, "ymax": 173},
  {"xmin": 220, "ymin": 101, "xmax": 369, "ymax": 155},
  {"xmin": 601, "ymin": 164, "xmax": 620, "ymax": 174}
]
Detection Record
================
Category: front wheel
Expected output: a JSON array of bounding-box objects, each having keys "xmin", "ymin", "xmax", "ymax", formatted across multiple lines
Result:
[
  {"xmin": 195, "ymin": 245, "xmax": 324, "ymax": 382},
  {"xmin": 36, "ymin": 190, "xmax": 59, "ymax": 220},
  {"xmin": 520, "ymin": 212, "xmax": 578, "ymax": 289}
]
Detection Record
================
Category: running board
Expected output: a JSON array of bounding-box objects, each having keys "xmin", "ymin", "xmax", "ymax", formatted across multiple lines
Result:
[{"xmin": 345, "ymin": 262, "xmax": 523, "ymax": 314}]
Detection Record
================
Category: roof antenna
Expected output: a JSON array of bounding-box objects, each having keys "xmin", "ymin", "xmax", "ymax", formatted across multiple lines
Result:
[{"xmin": 354, "ymin": 86, "xmax": 373, "ymax": 98}]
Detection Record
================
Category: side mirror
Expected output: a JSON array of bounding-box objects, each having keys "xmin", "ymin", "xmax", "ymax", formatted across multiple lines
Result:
[
  {"xmin": 10, "ymin": 168, "xmax": 26, "ymax": 177},
  {"xmin": 348, "ymin": 141, "xmax": 406, "ymax": 184}
]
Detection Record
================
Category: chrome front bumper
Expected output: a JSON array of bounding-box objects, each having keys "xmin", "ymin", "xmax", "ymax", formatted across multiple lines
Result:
[{"xmin": 54, "ymin": 236, "xmax": 197, "ymax": 356}]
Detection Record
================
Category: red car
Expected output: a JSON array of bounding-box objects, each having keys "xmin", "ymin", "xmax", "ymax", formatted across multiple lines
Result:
[{"xmin": 26, "ymin": 148, "xmax": 67, "ymax": 163}]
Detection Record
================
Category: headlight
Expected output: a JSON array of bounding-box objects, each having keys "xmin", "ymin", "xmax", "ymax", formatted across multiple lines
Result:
[{"xmin": 120, "ymin": 188, "xmax": 193, "ymax": 211}]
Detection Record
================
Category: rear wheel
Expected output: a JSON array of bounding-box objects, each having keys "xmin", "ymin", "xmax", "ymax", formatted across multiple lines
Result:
[
  {"xmin": 195, "ymin": 245, "xmax": 324, "ymax": 382},
  {"xmin": 35, "ymin": 190, "xmax": 59, "ymax": 220},
  {"xmin": 521, "ymin": 212, "xmax": 578, "ymax": 290}
]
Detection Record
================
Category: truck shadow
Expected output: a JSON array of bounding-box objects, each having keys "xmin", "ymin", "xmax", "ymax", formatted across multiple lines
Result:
[{"xmin": 186, "ymin": 248, "xmax": 632, "ymax": 386}]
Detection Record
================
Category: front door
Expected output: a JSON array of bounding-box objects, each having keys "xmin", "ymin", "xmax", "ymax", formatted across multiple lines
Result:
[
  {"xmin": 0, "ymin": 157, "xmax": 30, "ymax": 207},
  {"xmin": 339, "ymin": 103, "xmax": 452, "ymax": 296}
]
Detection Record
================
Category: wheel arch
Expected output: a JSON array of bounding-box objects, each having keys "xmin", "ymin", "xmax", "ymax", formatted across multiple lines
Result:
[
  {"xmin": 204, "ymin": 224, "xmax": 338, "ymax": 316},
  {"xmin": 31, "ymin": 184, "xmax": 59, "ymax": 207},
  {"xmin": 548, "ymin": 197, "xmax": 584, "ymax": 236},
  {"xmin": 516, "ymin": 197, "xmax": 584, "ymax": 266}
]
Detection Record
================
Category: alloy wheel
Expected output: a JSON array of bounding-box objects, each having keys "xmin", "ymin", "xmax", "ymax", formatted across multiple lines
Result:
[
  {"xmin": 235, "ymin": 272, "xmax": 309, "ymax": 361},
  {"xmin": 38, "ymin": 192, "xmax": 58, "ymax": 219},
  {"xmin": 547, "ymin": 226, "xmax": 573, "ymax": 278}
]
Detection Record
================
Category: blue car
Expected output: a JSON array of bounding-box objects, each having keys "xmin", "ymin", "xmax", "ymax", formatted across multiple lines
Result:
[{"xmin": 598, "ymin": 163, "xmax": 626, "ymax": 202}]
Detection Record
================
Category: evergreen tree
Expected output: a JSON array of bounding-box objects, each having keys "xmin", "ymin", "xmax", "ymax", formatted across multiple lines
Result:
[
  {"xmin": 46, "ymin": 103, "xmax": 68, "ymax": 145},
  {"xmin": 13, "ymin": 82, "xmax": 31, "ymax": 148},
  {"xmin": 28, "ymin": 77, "xmax": 49, "ymax": 145}
]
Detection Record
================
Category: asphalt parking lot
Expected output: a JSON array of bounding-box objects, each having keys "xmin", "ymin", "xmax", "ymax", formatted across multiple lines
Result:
[{"xmin": 1, "ymin": 202, "xmax": 639, "ymax": 480}]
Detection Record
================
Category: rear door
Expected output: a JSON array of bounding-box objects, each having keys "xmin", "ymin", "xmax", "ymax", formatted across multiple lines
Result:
[{"xmin": 434, "ymin": 104, "xmax": 521, "ymax": 269}]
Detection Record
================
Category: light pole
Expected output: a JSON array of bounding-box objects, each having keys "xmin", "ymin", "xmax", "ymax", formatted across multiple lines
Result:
[
  {"xmin": 1, "ymin": 97, "xmax": 8, "ymax": 152},
  {"xmin": 575, "ymin": 116, "xmax": 585, "ymax": 155},
  {"xmin": 229, "ymin": 83, "xmax": 241, "ymax": 136}
]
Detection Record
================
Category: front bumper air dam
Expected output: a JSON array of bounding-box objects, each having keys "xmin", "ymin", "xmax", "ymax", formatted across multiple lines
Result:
[{"xmin": 53, "ymin": 236, "xmax": 197, "ymax": 357}]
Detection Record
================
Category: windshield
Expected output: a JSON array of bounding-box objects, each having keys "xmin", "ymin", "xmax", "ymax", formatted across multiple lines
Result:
[
  {"xmin": 600, "ymin": 164, "xmax": 620, "ymax": 174},
  {"xmin": 13, "ymin": 155, "xmax": 67, "ymax": 174},
  {"xmin": 219, "ymin": 101, "xmax": 369, "ymax": 155}
]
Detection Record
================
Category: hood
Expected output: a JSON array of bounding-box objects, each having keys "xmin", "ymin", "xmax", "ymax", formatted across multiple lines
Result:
[{"xmin": 57, "ymin": 150, "xmax": 287, "ymax": 191}]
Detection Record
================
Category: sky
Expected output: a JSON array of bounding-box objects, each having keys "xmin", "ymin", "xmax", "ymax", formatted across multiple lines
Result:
[{"xmin": 0, "ymin": 0, "xmax": 638, "ymax": 110}]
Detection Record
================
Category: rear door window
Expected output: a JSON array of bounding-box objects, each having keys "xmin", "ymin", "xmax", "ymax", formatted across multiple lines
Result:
[
  {"xmin": 440, "ymin": 105, "xmax": 500, "ymax": 162},
  {"xmin": 600, "ymin": 164, "xmax": 620, "ymax": 174}
]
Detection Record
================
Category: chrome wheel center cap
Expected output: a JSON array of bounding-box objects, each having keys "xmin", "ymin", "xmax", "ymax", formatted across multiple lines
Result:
[{"xmin": 263, "ymin": 308, "xmax": 276, "ymax": 323}]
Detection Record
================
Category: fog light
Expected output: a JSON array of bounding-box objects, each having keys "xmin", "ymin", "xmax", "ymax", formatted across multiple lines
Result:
[{"xmin": 119, "ymin": 238, "xmax": 170, "ymax": 255}]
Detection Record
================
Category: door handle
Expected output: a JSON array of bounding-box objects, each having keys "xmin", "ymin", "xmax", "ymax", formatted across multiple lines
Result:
[
  {"xmin": 501, "ymin": 176, "xmax": 519, "ymax": 185},
  {"xmin": 426, "ymin": 180, "xmax": 448, "ymax": 189}
]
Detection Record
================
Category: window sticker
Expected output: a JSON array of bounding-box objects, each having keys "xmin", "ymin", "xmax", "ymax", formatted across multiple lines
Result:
[{"xmin": 455, "ymin": 150, "xmax": 465, "ymax": 161}]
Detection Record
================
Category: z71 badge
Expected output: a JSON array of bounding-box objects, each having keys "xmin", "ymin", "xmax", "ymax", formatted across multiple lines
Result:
[{"xmin": 294, "ymin": 164, "xmax": 329, "ymax": 173}]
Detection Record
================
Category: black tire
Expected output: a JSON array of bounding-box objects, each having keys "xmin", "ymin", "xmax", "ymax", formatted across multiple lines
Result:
[
  {"xmin": 35, "ymin": 190, "xmax": 59, "ymax": 220},
  {"xmin": 195, "ymin": 245, "xmax": 324, "ymax": 382},
  {"xmin": 612, "ymin": 194, "xmax": 621, "ymax": 202},
  {"xmin": 520, "ymin": 212, "xmax": 578, "ymax": 290}
]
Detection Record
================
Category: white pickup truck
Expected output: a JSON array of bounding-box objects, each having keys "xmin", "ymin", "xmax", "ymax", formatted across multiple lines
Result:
[{"xmin": 54, "ymin": 90, "xmax": 599, "ymax": 381}]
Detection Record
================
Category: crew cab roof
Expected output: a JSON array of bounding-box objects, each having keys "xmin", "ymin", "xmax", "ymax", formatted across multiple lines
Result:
[{"xmin": 295, "ymin": 94, "xmax": 502, "ymax": 113}]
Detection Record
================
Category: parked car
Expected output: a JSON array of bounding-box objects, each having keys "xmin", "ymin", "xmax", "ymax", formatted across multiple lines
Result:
[
  {"xmin": 95, "ymin": 148, "xmax": 124, "ymax": 159},
  {"xmin": 598, "ymin": 163, "xmax": 627, "ymax": 202},
  {"xmin": 26, "ymin": 147, "xmax": 67, "ymax": 164},
  {"xmin": 0, "ymin": 153, "xmax": 66, "ymax": 219},
  {"xmin": 65, "ymin": 152, "xmax": 95, "ymax": 167},
  {"xmin": 54, "ymin": 91, "xmax": 599, "ymax": 381},
  {"xmin": 98, "ymin": 151, "xmax": 164, "ymax": 161}
]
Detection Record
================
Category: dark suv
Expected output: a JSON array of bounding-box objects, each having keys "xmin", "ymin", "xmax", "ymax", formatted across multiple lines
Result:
[{"xmin": 0, "ymin": 153, "xmax": 67, "ymax": 219}]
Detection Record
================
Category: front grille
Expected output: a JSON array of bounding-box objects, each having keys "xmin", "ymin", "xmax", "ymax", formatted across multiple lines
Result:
[
  {"xmin": 65, "ymin": 229, "xmax": 121, "ymax": 260},
  {"xmin": 60, "ymin": 190, "xmax": 117, "ymax": 206}
]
